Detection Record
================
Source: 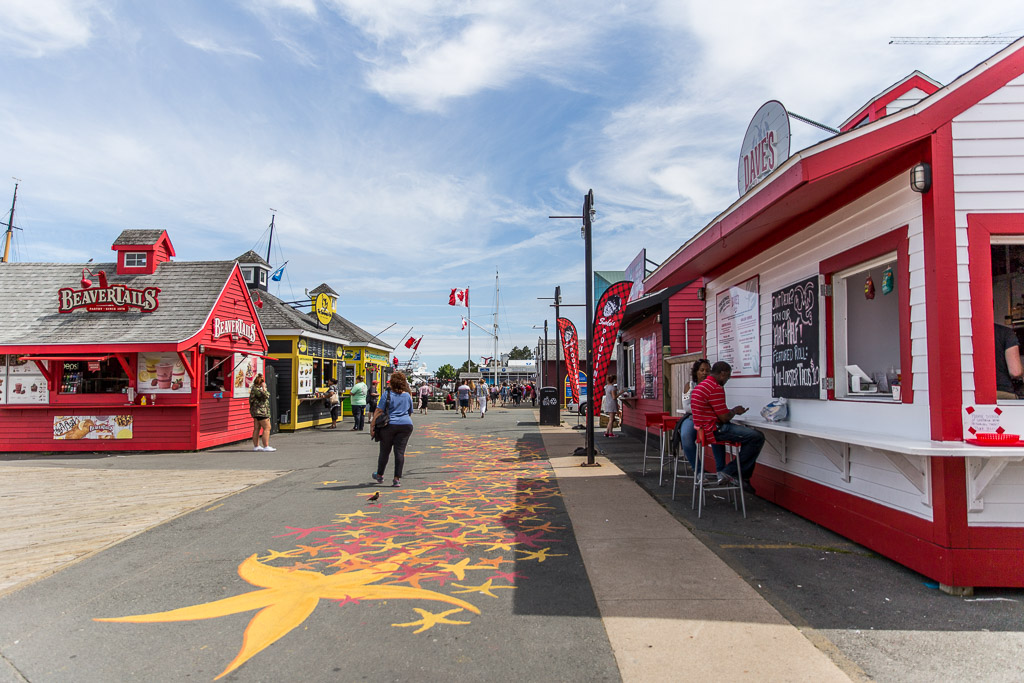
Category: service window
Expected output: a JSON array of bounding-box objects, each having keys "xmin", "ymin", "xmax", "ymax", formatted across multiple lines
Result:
[
  {"xmin": 344, "ymin": 365, "xmax": 355, "ymax": 390},
  {"xmin": 312, "ymin": 359, "xmax": 323, "ymax": 389},
  {"xmin": 203, "ymin": 355, "xmax": 230, "ymax": 392},
  {"xmin": 322, "ymin": 359, "xmax": 335, "ymax": 388},
  {"xmin": 620, "ymin": 342, "xmax": 635, "ymax": 391},
  {"xmin": 60, "ymin": 358, "xmax": 129, "ymax": 394},
  {"xmin": 991, "ymin": 241, "xmax": 1024, "ymax": 400},
  {"xmin": 832, "ymin": 253, "xmax": 901, "ymax": 399}
]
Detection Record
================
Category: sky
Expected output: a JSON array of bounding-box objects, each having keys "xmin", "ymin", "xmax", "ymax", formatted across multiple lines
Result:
[{"xmin": 0, "ymin": 0, "xmax": 1021, "ymax": 372}]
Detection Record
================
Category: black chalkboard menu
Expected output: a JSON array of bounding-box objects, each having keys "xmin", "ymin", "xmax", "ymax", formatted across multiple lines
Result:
[{"xmin": 771, "ymin": 276, "xmax": 821, "ymax": 399}]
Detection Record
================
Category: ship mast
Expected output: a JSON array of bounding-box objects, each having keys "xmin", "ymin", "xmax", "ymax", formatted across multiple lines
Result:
[
  {"xmin": 493, "ymin": 270, "xmax": 499, "ymax": 385},
  {"xmin": 1, "ymin": 180, "xmax": 20, "ymax": 263}
]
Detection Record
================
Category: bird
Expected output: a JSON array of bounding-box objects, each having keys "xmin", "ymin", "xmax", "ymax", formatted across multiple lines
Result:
[{"xmin": 367, "ymin": 492, "xmax": 380, "ymax": 502}]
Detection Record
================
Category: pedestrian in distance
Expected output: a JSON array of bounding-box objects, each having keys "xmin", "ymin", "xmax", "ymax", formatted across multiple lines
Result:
[
  {"xmin": 369, "ymin": 371, "xmax": 414, "ymax": 488},
  {"xmin": 477, "ymin": 379, "xmax": 489, "ymax": 418},
  {"xmin": 602, "ymin": 375, "xmax": 624, "ymax": 438},
  {"xmin": 366, "ymin": 379, "xmax": 379, "ymax": 419},
  {"xmin": 350, "ymin": 375, "xmax": 368, "ymax": 431},
  {"xmin": 418, "ymin": 382, "xmax": 432, "ymax": 415},
  {"xmin": 529, "ymin": 382, "xmax": 537, "ymax": 407},
  {"xmin": 249, "ymin": 373, "xmax": 275, "ymax": 452},
  {"xmin": 326, "ymin": 379, "xmax": 341, "ymax": 429},
  {"xmin": 457, "ymin": 379, "xmax": 471, "ymax": 418}
]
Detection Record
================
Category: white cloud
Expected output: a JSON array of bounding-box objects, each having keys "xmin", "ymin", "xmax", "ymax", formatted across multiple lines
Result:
[
  {"xmin": 0, "ymin": 0, "xmax": 99, "ymax": 57},
  {"xmin": 182, "ymin": 36, "xmax": 261, "ymax": 60}
]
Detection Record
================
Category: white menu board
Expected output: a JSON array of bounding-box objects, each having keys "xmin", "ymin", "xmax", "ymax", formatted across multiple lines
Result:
[
  {"xmin": 138, "ymin": 352, "xmax": 192, "ymax": 394},
  {"xmin": 297, "ymin": 358, "xmax": 314, "ymax": 396},
  {"xmin": 3, "ymin": 355, "xmax": 50, "ymax": 404},
  {"xmin": 232, "ymin": 354, "xmax": 265, "ymax": 399},
  {"xmin": 716, "ymin": 276, "xmax": 761, "ymax": 377}
]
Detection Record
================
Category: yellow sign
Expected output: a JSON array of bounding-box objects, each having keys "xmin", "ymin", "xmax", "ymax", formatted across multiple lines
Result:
[
  {"xmin": 297, "ymin": 338, "xmax": 308, "ymax": 355},
  {"xmin": 314, "ymin": 293, "xmax": 332, "ymax": 326}
]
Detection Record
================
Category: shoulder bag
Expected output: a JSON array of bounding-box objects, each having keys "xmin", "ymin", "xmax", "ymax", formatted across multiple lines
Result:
[{"xmin": 371, "ymin": 390, "xmax": 391, "ymax": 441}]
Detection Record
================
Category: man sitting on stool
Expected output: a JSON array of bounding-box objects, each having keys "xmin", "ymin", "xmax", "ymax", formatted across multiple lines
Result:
[{"xmin": 690, "ymin": 361, "xmax": 765, "ymax": 495}]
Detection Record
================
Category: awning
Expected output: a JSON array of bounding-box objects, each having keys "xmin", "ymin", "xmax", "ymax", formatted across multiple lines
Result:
[
  {"xmin": 17, "ymin": 354, "xmax": 113, "ymax": 362},
  {"xmin": 620, "ymin": 284, "xmax": 687, "ymax": 329}
]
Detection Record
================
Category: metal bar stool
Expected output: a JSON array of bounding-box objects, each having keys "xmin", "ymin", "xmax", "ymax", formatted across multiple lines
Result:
[
  {"xmin": 658, "ymin": 415, "xmax": 681, "ymax": 486},
  {"xmin": 642, "ymin": 412, "xmax": 669, "ymax": 476},
  {"xmin": 692, "ymin": 426, "xmax": 746, "ymax": 518}
]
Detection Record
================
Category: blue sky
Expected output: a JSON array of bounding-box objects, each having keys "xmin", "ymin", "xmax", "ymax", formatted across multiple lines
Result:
[{"xmin": 1, "ymin": 0, "xmax": 1020, "ymax": 372}]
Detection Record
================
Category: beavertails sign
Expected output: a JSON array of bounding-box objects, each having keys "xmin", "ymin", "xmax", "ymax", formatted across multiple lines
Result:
[
  {"xmin": 58, "ymin": 283, "xmax": 161, "ymax": 313},
  {"xmin": 737, "ymin": 100, "xmax": 791, "ymax": 196}
]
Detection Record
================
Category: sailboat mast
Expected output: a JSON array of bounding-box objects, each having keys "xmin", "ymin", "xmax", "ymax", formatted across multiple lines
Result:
[
  {"xmin": 493, "ymin": 270, "xmax": 499, "ymax": 386},
  {"xmin": 2, "ymin": 181, "xmax": 19, "ymax": 264},
  {"xmin": 265, "ymin": 211, "xmax": 276, "ymax": 264}
]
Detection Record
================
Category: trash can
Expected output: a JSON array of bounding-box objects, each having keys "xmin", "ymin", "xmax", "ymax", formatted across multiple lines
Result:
[{"xmin": 539, "ymin": 386, "xmax": 560, "ymax": 426}]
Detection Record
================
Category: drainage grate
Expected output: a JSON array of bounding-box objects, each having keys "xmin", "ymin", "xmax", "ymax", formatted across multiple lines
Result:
[{"xmin": 516, "ymin": 421, "xmax": 539, "ymax": 426}]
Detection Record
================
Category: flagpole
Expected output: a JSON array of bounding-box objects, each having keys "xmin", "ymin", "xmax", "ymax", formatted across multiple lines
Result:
[{"xmin": 467, "ymin": 288, "xmax": 472, "ymax": 373}]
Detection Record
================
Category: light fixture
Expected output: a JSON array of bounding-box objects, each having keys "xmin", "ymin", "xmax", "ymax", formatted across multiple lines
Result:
[
  {"xmin": 910, "ymin": 163, "xmax": 931, "ymax": 193},
  {"xmin": 696, "ymin": 287, "xmax": 706, "ymax": 301},
  {"xmin": 253, "ymin": 291, "xmax": 264, "ymax": 309},
  {"xmin": 80, "ymin": 267, "xmax": 108, "ymax": 289},
  {"xmin": 80, "ymin": 268, "xmax": 92, "ymax": 289}
]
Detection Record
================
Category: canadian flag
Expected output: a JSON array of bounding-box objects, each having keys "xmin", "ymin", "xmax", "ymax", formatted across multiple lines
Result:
[
  {"xmin": 461, "ymin": 317, "xmax": 468, "ymax": 330},
  {"xmin": 404, "ymin": 336, "xmax": 416, "ymax": 348},
  {"xmin": 448, "ymin": 287, "xmax": 469, "ymax": 307},
  {"xmin": 413, "ymin": 336, "xmax": 422, "ymax": 350}
]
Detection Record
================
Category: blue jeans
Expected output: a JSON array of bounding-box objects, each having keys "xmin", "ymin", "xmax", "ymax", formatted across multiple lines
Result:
[
  {"xmin": 714, "ymin": 422, "xmax": 765, "ymax": 480},
  {"xmin": 676, "ymin": 416, "xmax": 725, "ymax": 471}
]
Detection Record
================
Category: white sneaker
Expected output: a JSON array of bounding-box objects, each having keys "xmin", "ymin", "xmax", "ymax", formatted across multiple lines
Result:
[
  {"xmin": 253, "ymin": 446, "xmax": 264, "ymax": 452},
  {"xmin": 262, "ymin": 446, "xmax": 276, "ymax": 452}
]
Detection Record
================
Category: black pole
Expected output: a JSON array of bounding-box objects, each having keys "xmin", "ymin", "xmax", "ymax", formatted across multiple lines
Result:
[
  {"xmin": 266, "ymin": 213, "xmax": 275, "ymax": 264},
  {"xmin": 543, "ymin": 319, "xmax": 548, "ymax": 389},
  {"xmin": 584, "ymin": 190, "xmax": 595, "ymax": 465},
  {"xmin": 554, "ymin": 285, "xmax": 561, "ymax": 408}
]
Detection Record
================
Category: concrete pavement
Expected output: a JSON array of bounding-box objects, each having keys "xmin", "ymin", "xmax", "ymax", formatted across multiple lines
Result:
[{"xmin": 0, "ymin": 407, "xmax": 859, "ymax": 681}]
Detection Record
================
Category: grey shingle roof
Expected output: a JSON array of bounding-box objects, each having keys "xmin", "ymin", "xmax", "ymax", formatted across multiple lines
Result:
[
  {"xmin": 112, "ymin": 229, "xmax": 166, "ymax": 246},
  {"xmin": 0, "ymin": 261, "xmax": 237, "ymax": 345},
  {"xmin": 320, "ymin": 312, "xmax": 392, "ymax": 349},
  {"xmin": 235, "ymin": 250, "xmax": 271, "ymax": 267},
  {"xmin": 309, "ymin": 283, "xmax": 339, "ymax": 296},
  {"xmin": 256, "ymin": 290, "xmax": 349, "ymax": 342}
]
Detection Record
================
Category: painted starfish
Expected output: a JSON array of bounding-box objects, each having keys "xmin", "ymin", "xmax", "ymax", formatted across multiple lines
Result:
[
  {"xmin": 392, "ymin": 607, "xmax": 470, "ymax": 634},
  {"xmin": 95, "ymin": 553, "xmax": 479, "ymax": 680}
]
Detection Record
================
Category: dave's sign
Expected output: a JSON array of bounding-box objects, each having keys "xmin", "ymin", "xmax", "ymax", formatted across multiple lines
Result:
[
  {"xmin": 737, "ymin": 100, "xmax": 791, "ymax": 196},
  {"xmin": 212, "ymin": 317, "xmax": 258, "ymax": 343},
  {"xmin": 58, "ymin": 284, "xmax": 160, "ymax": 313}
]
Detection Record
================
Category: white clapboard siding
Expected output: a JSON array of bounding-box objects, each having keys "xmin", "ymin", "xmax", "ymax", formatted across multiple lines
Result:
[
  {"xmin": 953, "ymin": 77, "xmax": 1024, "ymax": 526},
  {"xmin": 703, "ymin": 175, "xmax": 935, "ymax": 518},
  {"xmin": 886, "ymin": 87, "xmax": 930, "ymax": 116}
]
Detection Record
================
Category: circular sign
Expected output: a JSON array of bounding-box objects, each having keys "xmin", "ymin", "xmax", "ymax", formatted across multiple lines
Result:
[
  {"xmin": 314, "ymin": 293, "xmax": 332, "ymax": 326},
  {"xmin": 297, "ymin": 338, "xmax": 308, "ymax": 354},
  {"xmin": 737, "ymin": 100, "xmax": 791, "ymax": 196}
]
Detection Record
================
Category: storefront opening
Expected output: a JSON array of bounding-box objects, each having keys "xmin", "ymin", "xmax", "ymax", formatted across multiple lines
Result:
[
  {"xmin": 60, "ymin": 358, "xmax": 129, "ymax": 394},
  {"xmin": 991, "ymin": 240, "xmax": 1024, "ymax": 401}
]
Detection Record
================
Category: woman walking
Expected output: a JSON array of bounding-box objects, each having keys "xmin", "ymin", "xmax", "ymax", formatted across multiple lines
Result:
[
  {"xmin": 249, "ymin": 373, "xmax": 275, "ymax": 452},
  {"xmin": 369, "ymin": 371, "xmax": 414, "ymax": 487},
  {"xmin": 602, "ymin": 375, "xmax": 623, "ymax": 437},
  {"xmin": 476, "ymin": 380, "xmax": 489, "ymax": 418}
]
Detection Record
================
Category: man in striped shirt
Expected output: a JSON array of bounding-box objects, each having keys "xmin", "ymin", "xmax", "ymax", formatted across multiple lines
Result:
[{"xmin": 690, "ymin": 361, "xmax": 765, "ymax": 493}]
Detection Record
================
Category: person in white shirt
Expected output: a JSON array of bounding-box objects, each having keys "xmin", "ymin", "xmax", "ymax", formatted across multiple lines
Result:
[
  {"xmin": 476, "ymin": 380, "xmax": 489, "ymax": 418},
  {"xmin": 457, "ymin": 381, "xmax": 471, "ymax": 418}
]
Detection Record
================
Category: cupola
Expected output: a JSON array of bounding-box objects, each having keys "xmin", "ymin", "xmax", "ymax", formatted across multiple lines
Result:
[
  {"xmin": 234, "ymin": 250, "xmax": 272, "ymax": 292},
  {"xmin": 111, "ymin": 229, "xmax": 175, "ymax": 275}
]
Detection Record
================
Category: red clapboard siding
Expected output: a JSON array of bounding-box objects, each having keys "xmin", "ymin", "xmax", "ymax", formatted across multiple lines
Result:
[
  {"xmin": 0, "ymin": 407, "xmax": 194, "ymax": 452},
  {"xmin": 188, "ymin": 268, "xmax": 267, "ymax": 352},
  {"xmin": 667, "ymin": 281, "xmax": 705, "ymax": 356},
  {"xmin": 620, "ymin": 316, "xmax": 664, "ymax": 431},
  {"xmin": 198, "ymin": 394, "xmax": 253, "ymax": 448}
]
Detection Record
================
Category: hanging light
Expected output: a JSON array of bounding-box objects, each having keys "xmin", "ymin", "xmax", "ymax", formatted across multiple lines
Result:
[{"xmin": 80, "ymin": 268, "xmax": 93, "ymax": 289}]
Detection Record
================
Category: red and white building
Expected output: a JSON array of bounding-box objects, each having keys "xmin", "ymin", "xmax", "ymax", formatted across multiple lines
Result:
[
  {"xmin": 0, "ymin": 229, "xmax": 269, "ymax": 452},
  {"xmin": 645, "ymin": 40, "xmax": 1024, "ymax": 589}
]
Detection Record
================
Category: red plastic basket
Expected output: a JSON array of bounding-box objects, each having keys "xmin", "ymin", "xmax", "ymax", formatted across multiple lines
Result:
[{"xmin": 974, "ymin": 432, "xmax": 1020, "ymax": 444}]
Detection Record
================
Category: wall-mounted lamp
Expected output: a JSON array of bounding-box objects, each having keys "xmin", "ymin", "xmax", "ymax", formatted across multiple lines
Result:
[
  {"xmin": 910, "ymin": 163, "xmax": 931, "ymax": 193},
  {"xmin": 80, "ymin": 267, "xmax": 107, "ymax": 289},
  {"xmin": 696, "ymin": 287, "xmax": 707, "ymax": 301}
]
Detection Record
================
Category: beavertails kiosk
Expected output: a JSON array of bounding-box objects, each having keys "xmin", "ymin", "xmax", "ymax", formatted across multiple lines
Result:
[
  {"xmin": 236, "ymin": 252, "xmax": 351, "ymax": 431},
  {"xmin": 0, "ymin": 230, "xmax": 269, "ymax": 452},
  {"xmin": 644, "ymin": 40, "xmax": 1024, "ymax": 591}
]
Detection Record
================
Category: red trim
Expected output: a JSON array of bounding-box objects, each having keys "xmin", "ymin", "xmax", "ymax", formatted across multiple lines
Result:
[
  {"xmin": 819, "ymin": 227, "xmax": 913, "ymax": 403},
  {"xmin": 179, "ymin": 265, "xmax": 269, "ymax": 351},
  {"xmin": 177, "ymin": 351, "xmax": 196, "ymax": 383},
  {"xmin": 967, "ymin": 213, "xmax": 1024, "ymax": 404},
  {"xmin": 922, "ymin": 125, "xmax": 963, "ymax": 440},
  {"xmin": 839, "ymin": 74, "xmax": 941, "ymax": 132},
  {"xmin": 113, "ymin": 353, "xmax": 136, "ymax": 384},
  {"xmin": 18, "ymin": 355, "xmax": 112, "ymax": 361},
  {"xmin": 754, "ymin": 465, "xmax": 1024, "ymax": 587},
  {"xmin": 647, "ymin": 44, "xmax": 1024, "ymax": 292}
]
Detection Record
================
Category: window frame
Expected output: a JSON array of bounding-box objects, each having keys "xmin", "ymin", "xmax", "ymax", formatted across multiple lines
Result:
[
  {"xmin": 820, "ymin": 226, "xmax": 913, "ymax": 403},
  {"xmin": 967, "ymin": 214, "xmax": 1024, "ymax": 404},
  {"xmin": 123, "ymin": 252, "xmax": 147, "ymax": 268}
]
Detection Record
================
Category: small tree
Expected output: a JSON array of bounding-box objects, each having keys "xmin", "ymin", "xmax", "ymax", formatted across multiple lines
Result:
[
  {"xmin": 508, "ymin": 345, "xmax": 534, "ymax": 360},
  {"xmin": 457, "ymin": 360, "xmax": 480, "ymax": 374},
  {"xmin": 435, "ymin": 363, "xmax": 457, "ymax": 381}
]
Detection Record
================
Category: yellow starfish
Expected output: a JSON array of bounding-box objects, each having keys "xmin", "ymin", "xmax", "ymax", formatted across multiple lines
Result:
[
  {"xmin": 450, "ymin": 579, "xmax": 514, "ymax": 599},
  {"xmin": 515, "ymin": 548, "xmax": 567, "ymax": 563},
  {"xmin": 95, "ymin": 553, "xmax": 479, "ymax": 680},
  {"xmin": 391, "ymin": 608, "xmax": 470, "ymax": 634}
]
